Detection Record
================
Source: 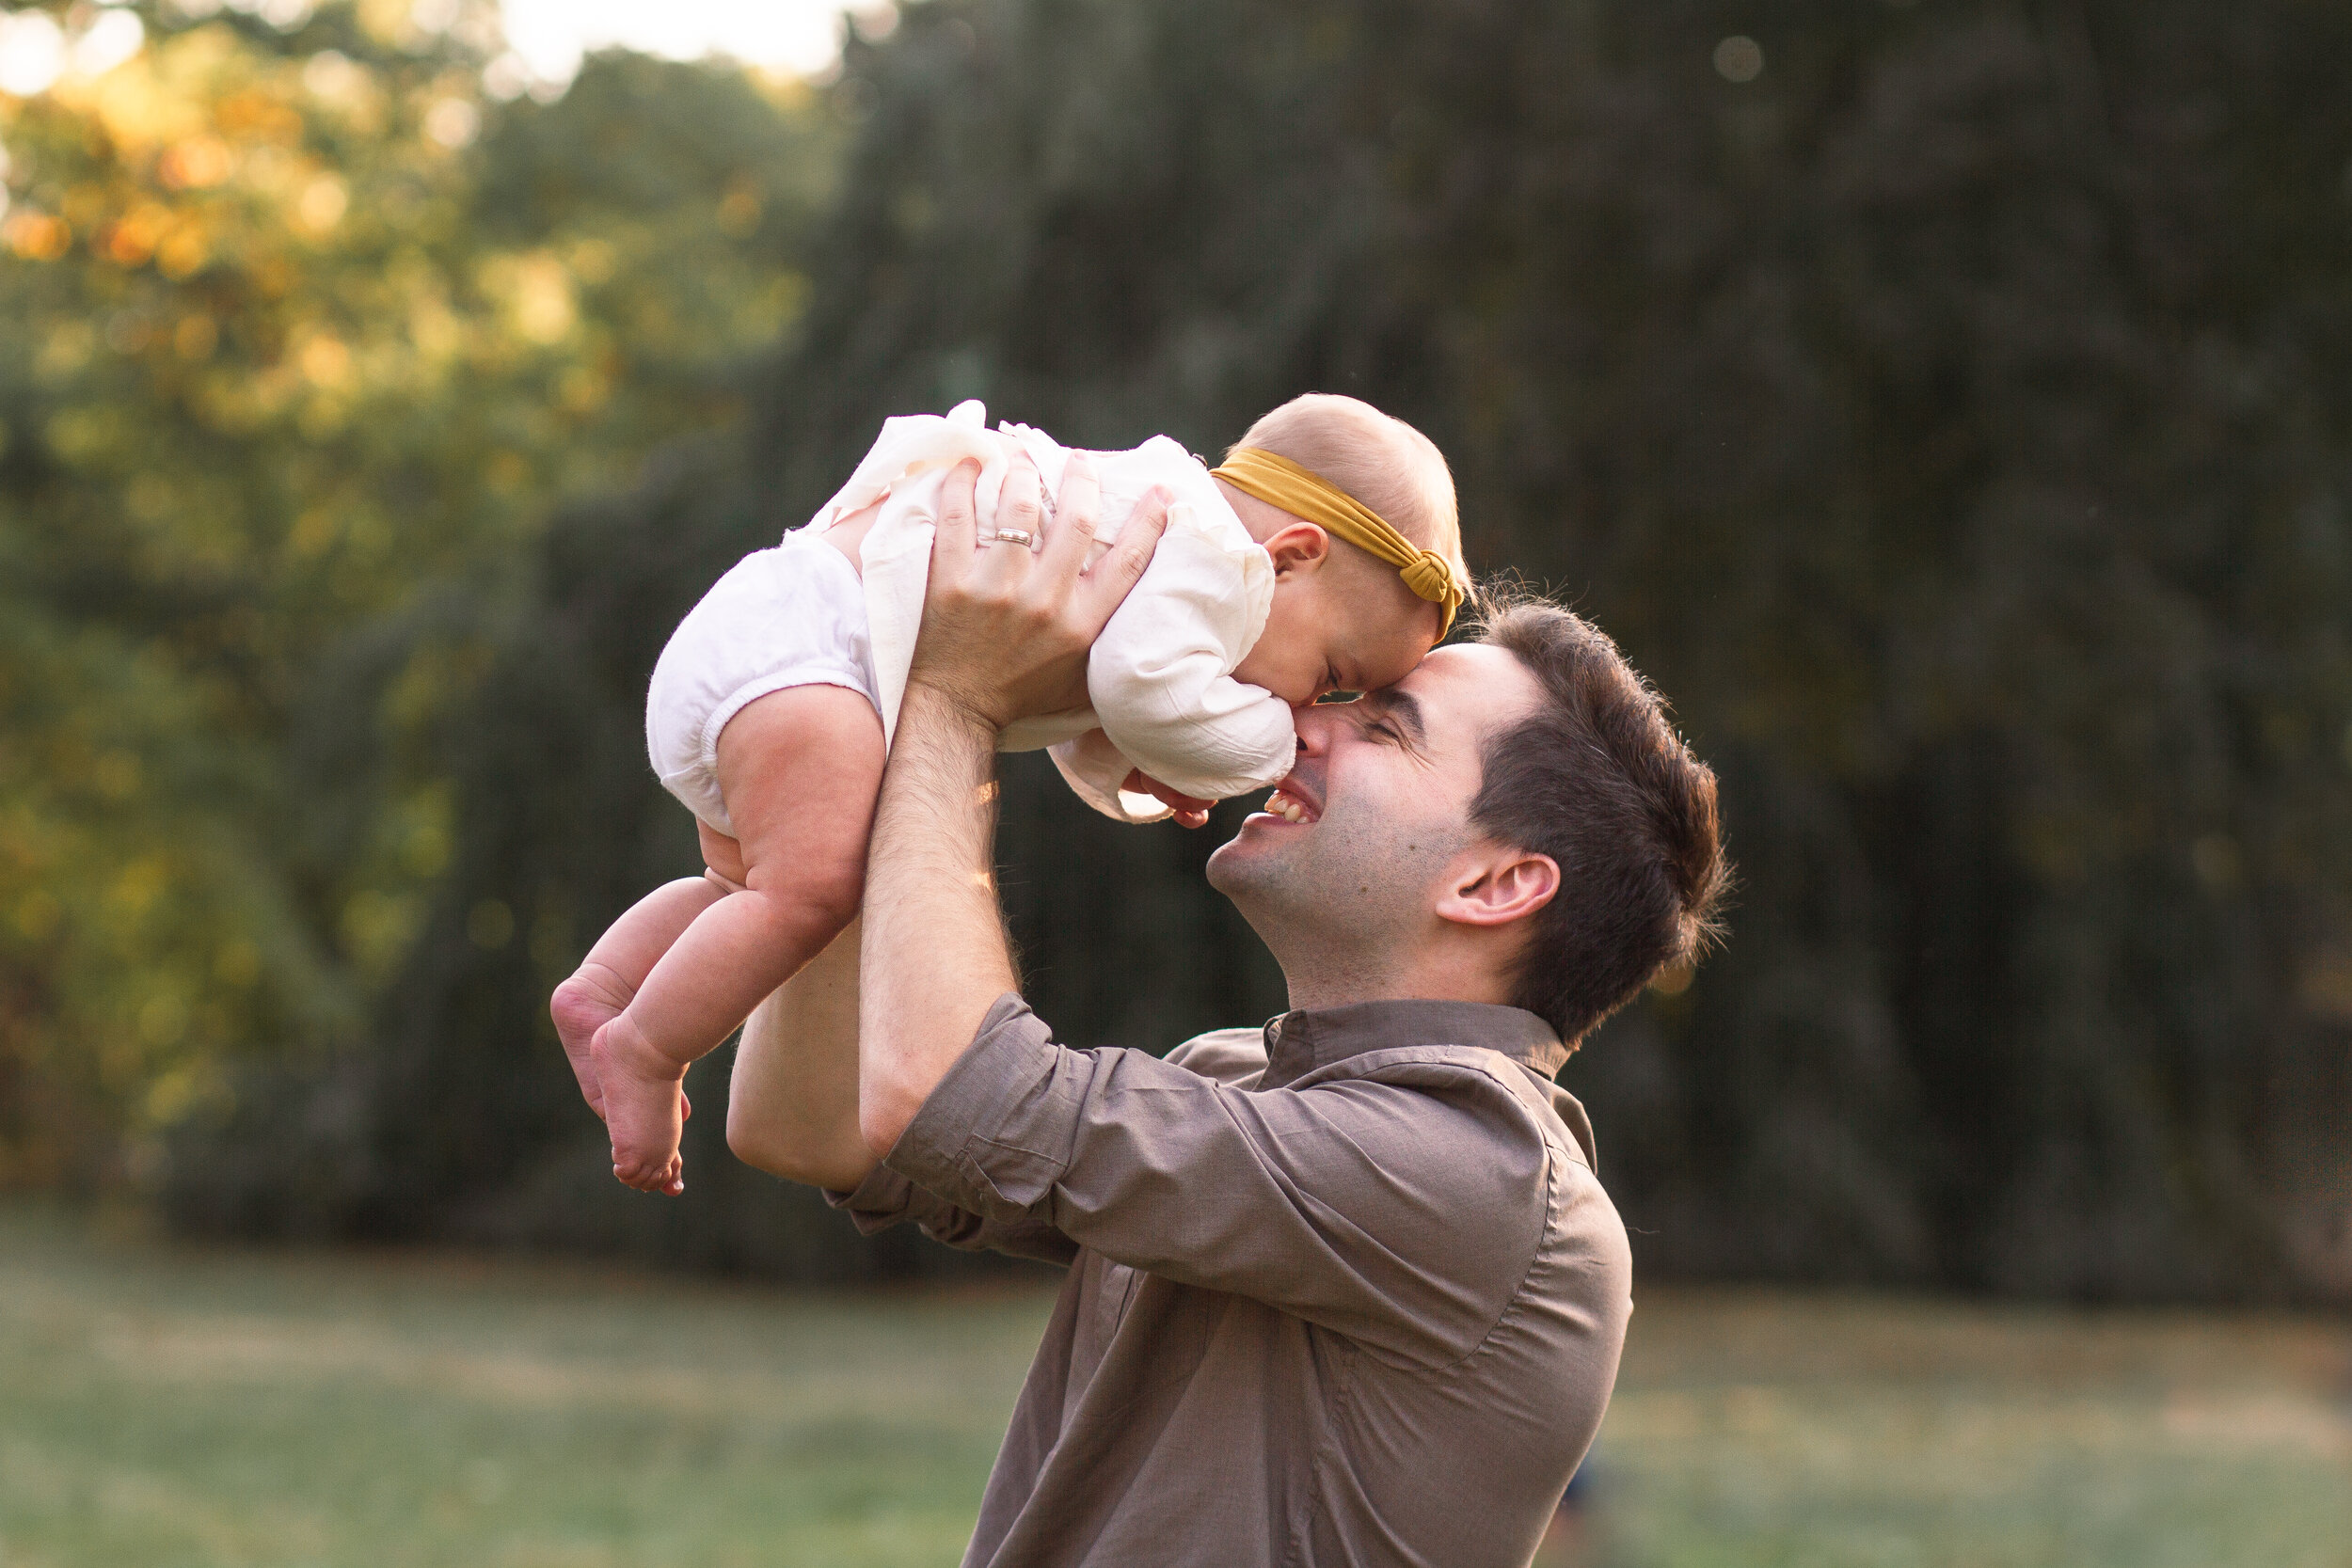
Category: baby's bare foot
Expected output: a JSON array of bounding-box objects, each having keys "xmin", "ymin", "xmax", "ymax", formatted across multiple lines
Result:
[
  {"xmin": 552, "ymin": 968, "xmax": 634, "ymax": 1119},
  {"xmin": 590, "ymin": 1014, "xmax": 688, "ymax": 1196}
]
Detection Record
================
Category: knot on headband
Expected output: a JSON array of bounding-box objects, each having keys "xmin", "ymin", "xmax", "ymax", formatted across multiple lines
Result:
[{"xmin": 1397, "ymin": 550, "xmax": 1457, "ymax": 610}]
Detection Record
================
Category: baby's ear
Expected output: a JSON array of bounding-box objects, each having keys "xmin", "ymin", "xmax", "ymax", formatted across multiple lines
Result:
[{"xmin": 1263, "ymin": 519, "xmax": 1331, "ymax": 576}]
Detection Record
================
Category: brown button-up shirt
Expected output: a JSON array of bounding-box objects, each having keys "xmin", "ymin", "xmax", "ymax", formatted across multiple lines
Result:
[{"xmin": 834, "ymin": 995, "xmax": 1632, "ymax": 1568}]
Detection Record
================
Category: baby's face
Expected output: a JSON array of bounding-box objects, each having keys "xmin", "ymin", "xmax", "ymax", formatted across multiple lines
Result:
[{"xmin": 1234, "ymin": 560, "xmax": 1444, "ymax": 707}]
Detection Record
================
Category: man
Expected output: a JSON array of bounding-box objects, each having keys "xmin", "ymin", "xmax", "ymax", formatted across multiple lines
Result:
[{"xmin": 723, "ymin": 456, "xmax": 1726, "ymax": 1566}]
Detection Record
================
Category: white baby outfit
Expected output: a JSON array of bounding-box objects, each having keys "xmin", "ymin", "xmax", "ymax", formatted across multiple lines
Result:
[{"xmin": 645, "ymin": 401, "xmax": 1295, "ymax": 830}]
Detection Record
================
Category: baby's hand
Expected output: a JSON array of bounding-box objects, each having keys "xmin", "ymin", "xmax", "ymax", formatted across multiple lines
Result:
[
  {"xmin": 1122, "ymin": 768, "xmax": 1216, "ymax": 829},
  {"xmin": 588, "ymin": 1015, "xmax": 692, "ymax": 1196}
]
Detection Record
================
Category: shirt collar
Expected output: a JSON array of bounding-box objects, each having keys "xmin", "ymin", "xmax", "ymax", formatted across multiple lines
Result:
[{"xmin": 1259, "ymin": 999, "xmax": 1566, "ymax": 1088}]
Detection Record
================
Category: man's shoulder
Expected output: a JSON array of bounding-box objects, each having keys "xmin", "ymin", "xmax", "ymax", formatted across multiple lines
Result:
[{"xmin": 1163, "ymin": 1027, "xmax": 1268, "ymax": 1086}]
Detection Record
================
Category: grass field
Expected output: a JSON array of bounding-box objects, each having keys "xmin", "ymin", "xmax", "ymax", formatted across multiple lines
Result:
[
  {"xmin": 1, "ymin": 1209, "xmax": 2345, "ymax": 1568},
  {"xmin": 1576, "ymin": 1291, "xmax": 2349, "ymax": 1568}
]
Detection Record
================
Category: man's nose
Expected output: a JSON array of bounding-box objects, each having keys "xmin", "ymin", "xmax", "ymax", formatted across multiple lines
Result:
[{"xmin": 1290, "ymin": 705, "xmax": 1338, "ymax": 753}]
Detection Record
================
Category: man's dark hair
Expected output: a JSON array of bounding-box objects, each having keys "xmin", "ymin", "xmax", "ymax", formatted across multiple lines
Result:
[{"xmin": 1470, "ymin": 597, "xmax": 1729, "ymax": 1046}]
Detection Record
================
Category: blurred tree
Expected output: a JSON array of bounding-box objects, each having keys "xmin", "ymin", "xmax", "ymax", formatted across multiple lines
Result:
[
  {"xmin": 0, "ymin": 0, "xmax": 834, "ymax": 1187},
  {"xmin": 11, "ymin": 0, "xmax": 2330, "ymax": 1300},
  {"xmin": 1371, "ymin": 0, "xmax": 2352, "ymax": 1302},
  {"xmin": 351, "ymin": 0, "xmax": 2346, "ymax": 1299}
]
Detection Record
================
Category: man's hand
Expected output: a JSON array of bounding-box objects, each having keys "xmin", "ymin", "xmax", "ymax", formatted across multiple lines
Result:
[{"xmin": 907, "ymin": 453, "xmax": 1169, "ymax": 731}]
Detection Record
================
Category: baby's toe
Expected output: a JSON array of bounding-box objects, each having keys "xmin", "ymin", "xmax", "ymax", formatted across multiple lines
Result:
[{"xmin": 611, "ymin": 1146, "xmax": 654, "ymax": 1189}]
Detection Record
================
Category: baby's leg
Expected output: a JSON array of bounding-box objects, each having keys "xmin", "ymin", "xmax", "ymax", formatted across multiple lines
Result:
[
  {"xmin": 552, "ymin": 876, "xmax": 724, "ymax": 1119},
  {"xmin": 594, "ymin": 683, "xmax": 885, "ymax": 1193}
]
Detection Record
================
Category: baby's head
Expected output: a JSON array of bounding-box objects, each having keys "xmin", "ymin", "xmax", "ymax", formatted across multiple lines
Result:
[{"xmin": 1216, "ymin": 393, "xmax": 1470, "ymax": 706}]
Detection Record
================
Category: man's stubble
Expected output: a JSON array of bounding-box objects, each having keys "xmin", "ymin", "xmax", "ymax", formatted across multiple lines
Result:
[{"xmin": 1208, "ymin": 807, "xmax": 1468, "ymax": 1012}]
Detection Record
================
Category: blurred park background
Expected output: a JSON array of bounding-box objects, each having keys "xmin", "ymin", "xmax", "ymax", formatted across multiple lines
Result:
[{"xmin": 1, "ymin": 0, "xmax": 2346, "ymax": 1563}]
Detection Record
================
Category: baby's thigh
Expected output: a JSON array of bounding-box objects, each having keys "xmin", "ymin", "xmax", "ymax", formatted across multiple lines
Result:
[{"xmin": 712, "ymin": 683, "xmax": 887, "ymax": 893}]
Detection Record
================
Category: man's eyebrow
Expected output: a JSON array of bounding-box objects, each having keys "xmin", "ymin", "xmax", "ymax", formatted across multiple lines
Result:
[{"xmin": 1359, "ymin": 687, "xmax": 1427, "ymax": 745}]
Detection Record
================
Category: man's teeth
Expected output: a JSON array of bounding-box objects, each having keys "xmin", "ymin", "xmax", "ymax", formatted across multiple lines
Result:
[{"xmin": 1264, "ymin": 789, "xmax": 1314, "ymax": 823}]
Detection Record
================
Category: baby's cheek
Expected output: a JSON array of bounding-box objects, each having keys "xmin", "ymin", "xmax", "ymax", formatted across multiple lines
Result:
[
  {"xmin": 1239, "ymin": 583, "xmax": 1340, "ymax": 701},
  {"xmin": 1233, "ymin": 635, "xmax": 1295, "ymax": 701}
]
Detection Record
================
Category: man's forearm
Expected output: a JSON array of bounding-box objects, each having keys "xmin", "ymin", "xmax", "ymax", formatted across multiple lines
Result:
[
  {"xmin": 857, "ymin": 684, "xmax": 1020, "ymax": 1157},
  {"xmin": 724, "ymin": 917, "xmax": 876, "ymax": 1192}
]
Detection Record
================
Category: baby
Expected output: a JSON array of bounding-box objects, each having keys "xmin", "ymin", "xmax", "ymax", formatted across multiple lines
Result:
[{"xmin": 553, "ymin": 392, "xmax": 1470, "ymax": 1194}]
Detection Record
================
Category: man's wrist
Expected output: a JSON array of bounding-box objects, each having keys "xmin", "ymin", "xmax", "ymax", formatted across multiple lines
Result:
[{"xmin": 899, "ymin": 679, "xmax": 1003, "ymax": 749}]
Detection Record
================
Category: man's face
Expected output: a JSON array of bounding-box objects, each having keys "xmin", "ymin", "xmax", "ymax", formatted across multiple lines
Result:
[{"xmin": 1206, "ymin": 643, "xmax": 1544, "ymax": 954}]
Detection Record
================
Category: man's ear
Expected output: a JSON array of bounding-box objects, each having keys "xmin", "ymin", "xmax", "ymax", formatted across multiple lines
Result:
[
  {"xmin": 1434, "ymin": 847, "xmax": 1560, "ymax": 928},
  {"xmin": 1261, "ymin": 519, "xmax": 1330, "ymax": 578}
]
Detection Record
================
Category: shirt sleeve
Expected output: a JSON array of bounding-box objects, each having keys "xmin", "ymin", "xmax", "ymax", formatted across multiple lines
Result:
[
  {"xmin": 825, "ymin": 1162, "xmax": 1079, "ymax": 1268},
  {"xmin": 1084, "ymin": 507, "xmax": 1297, "ymax": 803},
  {"xmin": 881, "ymin": 996, "xmax": 1556, "ymax": 1368}
]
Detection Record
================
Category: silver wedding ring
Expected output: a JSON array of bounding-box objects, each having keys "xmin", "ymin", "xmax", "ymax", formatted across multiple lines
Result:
[{"xmin": 991, "ymin": 527, "xmax": 1036, "ymax": 548}]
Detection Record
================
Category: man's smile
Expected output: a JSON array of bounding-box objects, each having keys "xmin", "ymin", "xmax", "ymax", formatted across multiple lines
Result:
[{"xmin": 1255, "ymin": 775, "xmax": 1322, "ymax": 825}]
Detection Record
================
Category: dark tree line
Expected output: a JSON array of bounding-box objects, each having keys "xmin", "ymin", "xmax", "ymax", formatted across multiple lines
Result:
[{"xmin": 174, "ymin": 0, "xmax": 2352, "ymax": 1302}]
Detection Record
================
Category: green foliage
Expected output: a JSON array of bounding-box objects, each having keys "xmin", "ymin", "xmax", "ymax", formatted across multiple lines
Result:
[
  {"xmin": 0, "ymin": 1, "xmax": 836, "ymax": 1181},
  {"xmin": 10, "ymin": 0, "xmax": 2346, "ymax": 1300},
  {"xmin": 332, "ymin": 0, "xmax": 2346, "ymax": 1298}
]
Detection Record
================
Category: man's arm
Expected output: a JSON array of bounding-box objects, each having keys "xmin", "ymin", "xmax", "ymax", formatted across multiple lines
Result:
[
  {"xmin": 855, "ymin": 690, "xmax": 1019, "ymax": 1155},
  {"xmin": 880, "ymin": 998, "xmax": 1572, "ymax": 1368},
  {"xmin": 724, "ymin": 916, "xmax": 875, "ymax": 1192},
  {"xmin": 858, "ymin": 452, "xmax": 1167, "ymax": 1156},
  {"xmin": 728, "ymin": 910, "xmax": 1079, "ymax": 1267}
]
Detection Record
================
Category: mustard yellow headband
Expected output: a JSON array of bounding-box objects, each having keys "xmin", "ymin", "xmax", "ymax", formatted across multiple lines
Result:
[{"xmin": 1210, "ymin": 447, "xmax": 1466, "ymax": 636}]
